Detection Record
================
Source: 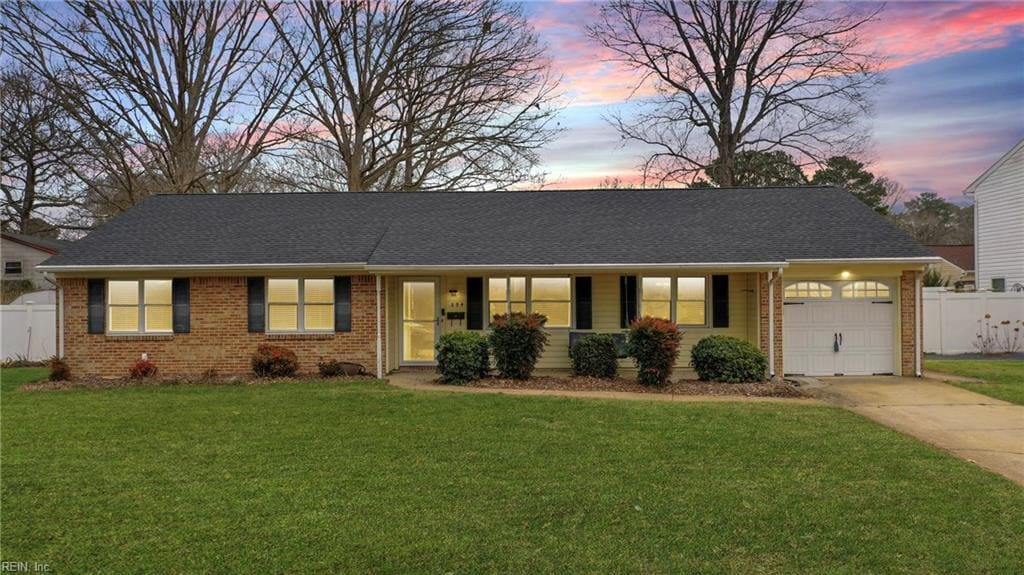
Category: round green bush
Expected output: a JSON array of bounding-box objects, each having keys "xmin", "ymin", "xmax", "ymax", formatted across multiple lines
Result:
[
  {"xmin": 436, "ymin": 331, "xmax": 489, "ymax": 385},
  {"xmin": 571, "ymin": 334, "xmax": 618, "ymax": 379},
  {"xmin": 489, "ymin": 312, "xmax": 548, "ymax": 380},
  {"xmin": 689, "ymin": 335, "xmax": 768, "ymax": 383},
  {"xmin": 627, "ymin": 316, "xmax": 681, "ymax": 386}
]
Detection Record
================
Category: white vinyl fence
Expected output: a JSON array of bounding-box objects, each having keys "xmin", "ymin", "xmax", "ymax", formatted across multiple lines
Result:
[
  {"xmin": 1, "ymin": 302, "xmax": 57, "ymax": 361},
  {"xmin": 923, "ymin": 288, "xmax": 1024, "ymax": 354}
]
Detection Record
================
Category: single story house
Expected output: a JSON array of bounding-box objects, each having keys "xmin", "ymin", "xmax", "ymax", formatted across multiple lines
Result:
[
  {"xmin": 925, "ymin": 244, "xmax": 975, "ymax": 290},
  {"xmin": 2, "ymin": 231, "xmax": 68, "ymax": 290},
  {"xmin": 38, "ymin": 186, "xmax": 938, "ymax": 380}
]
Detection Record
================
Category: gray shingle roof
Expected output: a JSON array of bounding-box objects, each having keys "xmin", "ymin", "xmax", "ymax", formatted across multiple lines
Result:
[{"xmin": 40, "ymin": 187, "xmax": 935, "ymax": 269}]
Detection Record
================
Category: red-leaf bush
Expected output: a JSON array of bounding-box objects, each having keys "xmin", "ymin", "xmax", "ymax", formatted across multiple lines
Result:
[
  {"xmin": 489, "ymin": 312, "xmax": 549, "ymax": 380},
  {"xmin": 627, "ymin": 316, "xmax": 682, "ymax": 386},
  {"xmin": 129, "ymin": 358, "xmax": 158, "ymax": 379},
  {"xmin": 252, "ymin": 344, "xmax": 299, "ymax": 378},
  {"xmin": 49, "ymin": 357, "xmax": 71, "ymax": 381}
]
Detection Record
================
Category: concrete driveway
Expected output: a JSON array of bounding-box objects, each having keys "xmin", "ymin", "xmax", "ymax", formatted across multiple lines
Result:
[{"xmin": 812, "ymin": 377, "xmax": 1024, "ymax": 485}]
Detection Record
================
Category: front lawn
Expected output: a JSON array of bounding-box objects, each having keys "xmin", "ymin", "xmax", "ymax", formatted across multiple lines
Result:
[
  {"xmin": 2, "ymin": 367, "xmax": 1022, "ymax": 574},
  {"xmin": 926, "ymin": 359, "xmax": 1024, "ymax": 405}
]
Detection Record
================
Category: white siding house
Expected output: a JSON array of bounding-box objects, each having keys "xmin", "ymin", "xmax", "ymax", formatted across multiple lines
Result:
[{"xmin": 966, "ymin": 139, "xmax": 1024, "ymax": 292}]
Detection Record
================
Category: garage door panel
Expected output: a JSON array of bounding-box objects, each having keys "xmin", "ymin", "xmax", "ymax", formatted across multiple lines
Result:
[
  {"xmin": 866, "ymin": 303, "xmax": 893, "ymax": 323},
  {"xmin": 810, "ymin": 305, "xmax": 837, "ymax": 323}
]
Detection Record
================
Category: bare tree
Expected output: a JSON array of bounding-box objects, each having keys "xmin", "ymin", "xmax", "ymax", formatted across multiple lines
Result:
[
  {"xmin": 272, "ymin": 0, "xmax": 560, "ymax": 192},
  {"xmin": 588, "ymin": 0, "xmax": 883, "ymax": 186},
  {"xmin": 2, "ymin": 0, "xmax": 305, "ymax": 215},
  {"xmin": 0, "ymin": 67, "xmax": 88, "ymax": 235}
]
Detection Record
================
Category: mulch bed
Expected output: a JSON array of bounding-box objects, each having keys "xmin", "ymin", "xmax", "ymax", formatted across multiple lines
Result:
[
  {"xmin": 21, "ymin": 375, "xmax": 380, "ymax": 392},
  {"xmin": 461, "ymin": 376, "xmax": 807, "ymax": 398}
]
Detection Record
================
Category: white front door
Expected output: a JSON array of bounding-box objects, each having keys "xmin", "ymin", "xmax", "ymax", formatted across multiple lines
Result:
[
  {"xmin": 401, "ymin": 279, "xmax": 439, "ymax": 365},
  {"xmin": 783, "ymin": 280, "xmax": 896, "ymax": 376}
]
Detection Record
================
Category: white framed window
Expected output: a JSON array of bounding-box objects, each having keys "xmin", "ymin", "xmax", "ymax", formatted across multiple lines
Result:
[
  {"xmin": 784, "ymin": 281, "xmax": 834, "ymax": 299},
  {"xmin": 841, "ymin": 281, "xmax": 890, "ymax": 299},
  {"xmin": 267, "ymin": 278, "xmax": 334, "ymax": 332},
  {"xmin": 4, "ymin": 261, "xmax": 23, "ymax": 275},
  {"xmin": 676, "ymin": 277, "xmax": 706, "ymax": 325},
  {"xmin": 488, "ymin": 276, "xmax": 526, "ymax": 318},
  {"xmin": 486, "ymin": 276, "xmax": 571, "ymax": 328},
  {"xmin": 107, "ymin": 279, "xmax": 172, "ymax": 333},
  {"xmin": 640, "ymin": 276, "xmax": 707, "ymax": 326},
  {"xmin": 530, "ymin": 277, "xmax": 571, "ymax": 328}
]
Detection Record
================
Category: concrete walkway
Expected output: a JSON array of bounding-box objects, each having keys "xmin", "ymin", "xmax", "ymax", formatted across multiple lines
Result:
[
  {"xmin": 386, "ymin": 371, "xmax": 822, "ymax": 405},
  {"xmin": 813, "ymin": 376, "xmax": 1024, "ymax": 485}
]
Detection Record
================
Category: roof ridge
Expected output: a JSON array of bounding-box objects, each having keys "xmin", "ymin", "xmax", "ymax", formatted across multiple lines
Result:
[{"xmin": 150, "ymin": 185, "xmax": 839, "ymax": 198}]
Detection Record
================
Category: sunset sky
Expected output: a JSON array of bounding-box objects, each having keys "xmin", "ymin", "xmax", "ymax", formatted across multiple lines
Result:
[{"xmin": 524, "ymin": 1, "xmax": 1024, "ymax": 203}]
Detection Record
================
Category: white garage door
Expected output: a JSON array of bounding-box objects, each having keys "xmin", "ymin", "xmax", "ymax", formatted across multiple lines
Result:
[{"xmin": 783, "ymin": 280, "xmax": 896, "ymax": 376}]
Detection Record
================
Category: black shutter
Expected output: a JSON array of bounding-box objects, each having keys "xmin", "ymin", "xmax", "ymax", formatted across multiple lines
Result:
[
  {"xmin": 712, "ymin": 274, "xmax": 729, "ymax": 328},
  {"xmin": 619, "ymin": 275, "xmax": 638, "ymax": 328},
  {"xmin": 87, "ymin": 279, "xmax": 105, "ymax": 334},
  {"xmin": 334, "ymin": 276, "xmax": 352, "ymax": 332},
  {"xmin": 575, "ymin": 276, "xmax": 593, "ymax": 329},
  {"xmin": 466, "ymin": 277, "xmax": 484, "ymax": 330},
  {"xmin": 247, "ymin": 277, "xmax": 265, "ymax": 333},
  {"xmin": 172, "ymin": 278, "xmax": 190, "ymax": 333}
]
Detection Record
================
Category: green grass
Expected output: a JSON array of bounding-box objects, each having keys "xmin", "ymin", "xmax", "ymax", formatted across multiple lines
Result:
[
  {"xmin": 926, "ymin": 359, "xmax": 1024, "ymax": 405},
  {"xmin": 2, "ymin": 368, "xmax": 1023, "ymax": 574}
]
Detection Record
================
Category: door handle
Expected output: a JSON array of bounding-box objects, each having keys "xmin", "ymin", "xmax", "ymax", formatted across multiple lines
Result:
[
  {"xmin": 833, "ymin": 333, "xmax": 839, "ymax": 352},
  {"xmin": 839, "ymin": 332, "xmax": 843, "ymax": 346}
]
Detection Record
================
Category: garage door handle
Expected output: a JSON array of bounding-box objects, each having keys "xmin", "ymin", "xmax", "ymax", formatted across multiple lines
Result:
[
  {"xmin": 833, "ymin": 333, "xmax": 839, "ymax": 352},
  {"xmin": 839, "ymin": 332, "xmax": 843, "ymax": 346}
]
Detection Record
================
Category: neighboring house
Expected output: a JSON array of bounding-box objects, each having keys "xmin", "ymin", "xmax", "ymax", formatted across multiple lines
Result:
[
  {"xmin": 965, "ymin": 139, "xmax": 1024, "ymax": 292},
  {"xmin": 1, "ymin": 231, "xmax": 67, "ymax": 289},
  {"xmin": 925, "ymin": 244, "xmax": 975, "ymax": 290},
  {"xmin": 38, "ymin": 187, "xmax": 938, "ymax": 380}
]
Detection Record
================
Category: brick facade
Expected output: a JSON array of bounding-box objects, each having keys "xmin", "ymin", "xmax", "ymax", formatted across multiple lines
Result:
[
  {"xmin": 899, "ymin": 270, "xmax": 921, "ymax": 376},
  {"xmin": 757, "ymin": 271, "xmax": 784, "ymax": 381},
  {"xmin": 57, "ymin": 275, "xmax": 384, "ymax": 378}
]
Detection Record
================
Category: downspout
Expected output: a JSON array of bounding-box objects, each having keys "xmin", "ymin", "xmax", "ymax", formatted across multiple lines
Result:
[
  {"xmin": 915, "ymin": 271, "xmax": 922, "ymax": 377},
  {"xmin": 44, "ymin": 275, "xmax": 63, "ymax": 358},
  {"xmin": 376, "ymin": 274, "xmax": 383, "ymax": 378},
  {"xmin": 767, "ymin": 270, "xmax": 775, "ymax": 380}
]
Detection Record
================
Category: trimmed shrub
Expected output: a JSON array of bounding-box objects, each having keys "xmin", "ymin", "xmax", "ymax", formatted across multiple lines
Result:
[
  {"xmin": 690, "ymin": 335, "xmax": 768, "ymax": 383},
  {"xmin": 489, "ymin": 312, "xmax": 549, "ymax": 380},
  {"xmin": 627, "ymin": 316, "xmax": 682, "ymax": 386},
  {"xmin": 252, "ymin": 344, "xmax": 299, "ymax": 378},
  {"xmin": 129, "ymin": 358, "xmax": 158, "ymax": 379},
  {"xmin": 571, "ymin": 334, "xmax": 619, "ymax": 379},
  {"xmin": 436, "ymin": 331, "xmax": 490, "ymax": 385},
  {"xmin": 318, "ymin": 360, "xmax": 366, "ymax": 378},
  {"xmin": 49, "ymin": 357, "xmax": 71, "ymax": 381}
]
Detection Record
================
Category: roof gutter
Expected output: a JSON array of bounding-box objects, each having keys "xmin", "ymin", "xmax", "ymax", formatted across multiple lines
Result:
[
  {"xmin": 39, "ymin": 256, "xmax": 940, "ymax": 274},
  {"xmin": 786, "ymin": 257, "xmax": 942, "ymax": 264},
  {"xmin": 36, "ymin": 262, "xmax": 369, "ymax": 273},
  {"xmin": 363, "ymin": 262, "xmax": 791, "ymax": 272}
]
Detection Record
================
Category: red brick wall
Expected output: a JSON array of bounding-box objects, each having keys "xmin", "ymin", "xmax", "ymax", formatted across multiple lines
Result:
[
  {"xmin": 58, "ymin": 276, "xmax": 384, "ymax": 378},
  {"xmin": 900, "ymin": 270, "xmax": 921, "ymax": 377},
  {"xmin": 757, "ymin": 271, "xmax": 784, "ymax": 381}
]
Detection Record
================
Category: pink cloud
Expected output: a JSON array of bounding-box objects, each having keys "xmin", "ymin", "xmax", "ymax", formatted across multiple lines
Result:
[
  {"xmin": 868, "ymin": 2, "xmax": 1024, "ymax": 69},
  {"xmin": 531, "ymin": 1, "xmax": 1024, "ymax": 107}
]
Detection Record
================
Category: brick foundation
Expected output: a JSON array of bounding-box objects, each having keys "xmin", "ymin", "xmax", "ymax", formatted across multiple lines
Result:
[
  {"xmin": 758, "ymin": 271, "xmax": 784, "ymax": 381},
  {"xmin": 899, "ymin": 270, "xmax": 921, "ymax": 376},
  {"xmin": 57, "ymin": 275, "xmax": 385, "ymax": 378}
]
